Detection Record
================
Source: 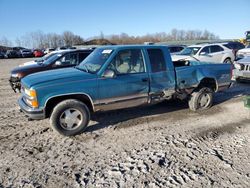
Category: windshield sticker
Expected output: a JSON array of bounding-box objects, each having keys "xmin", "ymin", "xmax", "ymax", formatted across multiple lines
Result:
[
  {"xmin": 57, "ymin": 54, "xmax": 62, "ymax": 57},
  {"xmin": 102, "ymin": 49, "xmax": 112, "ymax": 54}
]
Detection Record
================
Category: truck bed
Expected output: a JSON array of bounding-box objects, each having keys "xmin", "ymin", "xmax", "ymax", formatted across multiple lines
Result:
[{"xmin": 173, "ymin": 60, "xmax": 232, "ymax": 91}]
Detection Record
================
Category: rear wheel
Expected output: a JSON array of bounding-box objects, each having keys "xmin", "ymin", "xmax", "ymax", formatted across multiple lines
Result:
[
  {"xmin": 50, "ymin": 99, "xmax": 90, "ymax": 136},
  {"xmin": 188, "ymin": 87, "xmax": 213, "ymax": 111},
  {"xmin": 223, "ymin": 58, "xmax": 232, "ymax": 64}
]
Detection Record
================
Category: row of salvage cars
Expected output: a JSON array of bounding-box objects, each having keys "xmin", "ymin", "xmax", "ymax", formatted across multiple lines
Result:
[
  {"xmin": 171, "ymin": 41, "xmax": 250, "ymax": 82},
  {"xmin": 0, "ymin": 48, "xmax": 44, "ymax": 59}
]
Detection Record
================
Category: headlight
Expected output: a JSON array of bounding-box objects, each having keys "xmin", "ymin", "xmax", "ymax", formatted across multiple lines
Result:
[
  {"xmin": 234, "ymin": 63, "xmax": 242, "ymax": 70},
  {"xmin": 23, "ymin": 88, "xmax": 38, "ymax": 108},
  {"xmin": 11, "ymin": 73, "xmax": 19, "ymax": 78},
  {"xmin": 24, "ymin": 88, "xmax": 37, "ymax": 98}
]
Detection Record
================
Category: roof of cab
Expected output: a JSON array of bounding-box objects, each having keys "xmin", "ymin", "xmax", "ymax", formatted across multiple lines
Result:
[{"xmin": 96, "ymin": 44, "xmax": 168, "ymax": 50}]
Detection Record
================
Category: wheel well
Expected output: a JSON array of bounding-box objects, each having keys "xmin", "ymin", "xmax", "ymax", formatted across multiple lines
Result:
[
  {"xmin": 223, "ymin": 57, "xmax": 231, "ymax": 63},
  {"xmin": 198, "ymin": 78, "xmax": 217, "ymax": 91},
  {"xmin": 45, "ymin": 94, "xmax": 94, "ymax": 118}
]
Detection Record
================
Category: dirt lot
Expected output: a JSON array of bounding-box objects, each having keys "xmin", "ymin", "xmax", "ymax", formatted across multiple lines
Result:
[{"xmin": 0, "ymin": 58, "xmax": 250, "ymax": 188}]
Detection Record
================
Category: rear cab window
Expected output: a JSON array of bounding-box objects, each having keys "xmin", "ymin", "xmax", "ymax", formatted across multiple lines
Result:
[{"xmin": 147, "ymin": 49, "xmax": 166, "ymax": 72}]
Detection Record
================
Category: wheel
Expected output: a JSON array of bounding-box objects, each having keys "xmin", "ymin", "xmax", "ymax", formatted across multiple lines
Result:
[
  {"xmin": 50, "ymin": 99, "xmax": 90, "ymax": 136},
  {"xmin": 223, "ymin": 58, "xmax": 232, "ymax": 64},
  {"xmin": 188, "ymin": 87, "xmax": 213, "ymax": 111}
]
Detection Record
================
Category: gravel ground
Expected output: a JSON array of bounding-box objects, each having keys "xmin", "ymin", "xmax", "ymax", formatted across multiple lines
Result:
[{"xmin": 0, "ymin": 58, "xmax": 250, "ymax": 188}]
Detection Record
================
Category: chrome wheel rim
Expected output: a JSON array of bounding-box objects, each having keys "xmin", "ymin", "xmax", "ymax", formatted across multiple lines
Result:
[
  {"xmin": 199, "ymin": 93, "xmax": 210, "ymax": 108},
  {"xmin": 59, "ymin": 108, "xmax": 83, "ymax": 130}
]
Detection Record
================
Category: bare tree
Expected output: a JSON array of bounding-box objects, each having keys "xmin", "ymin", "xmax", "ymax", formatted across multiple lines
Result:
[
  {"xmin": 62, "ymin": 31, "xmax": 75, "ymax": 46},
  {"xmin": 15, "ymin": 37, "xmax": 22, "ymax": 47},
  {"xmin": 5, "ymin": 29, "xmax": 220, "ymax": 49},
  {"xmin": 0, "ymin": 36, "xmax": 13, "ymax": 47}
]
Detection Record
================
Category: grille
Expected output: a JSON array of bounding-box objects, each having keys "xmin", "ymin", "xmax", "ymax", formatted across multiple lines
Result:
[{"xmin": 243, "ymin": 65, "xmax": 250, "ymax": 71}]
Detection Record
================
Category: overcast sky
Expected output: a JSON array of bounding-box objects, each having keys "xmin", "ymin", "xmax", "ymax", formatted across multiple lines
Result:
[{"xmin": 0, "ymin": 0, "xmax": 250, "ymax": 42}]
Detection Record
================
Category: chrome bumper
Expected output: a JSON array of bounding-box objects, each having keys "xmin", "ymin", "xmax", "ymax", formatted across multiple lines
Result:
[
  {"xmin": 232, "ymin": 69, "xmax": 250, "ymax": 80},
  {"xmin": 18, "ymin": 97, "xmax": 45, "ymax": 120}
]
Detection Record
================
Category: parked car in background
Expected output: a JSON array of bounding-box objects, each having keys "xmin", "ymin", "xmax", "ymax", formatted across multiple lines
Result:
[
  {"xmin": 19, "ymin": 50, "xmax": 67, "ymax": 67},
  {"xmin": 56, "ymin": 46, "xmax": 67, "ymax": 50},
  {"xmin": 44, "ymin": 48, "xmax": 55, "ymax": 54},
  {"xmin": 222, "ymin": 41, "xmax": 245, "ymax": 58},
  {"xmin": 56, "ymin": 46, "xmax": 77, "ymax": 50},
  {"xmin": 0, "ymin": 51, "xmax": 5, "ymax": 59},
  {"xmin": 237, "ymin": 45, "xmax": 250, "ymax": 59},
  {"xmin": 167, "ymin": 44, "xmax": 186, "ymax": 54},
  {"xmin": 33, "ymin": 49, "xmax": 44, "ymax": 57},
  {"xmin": 18, "ymin": 45, "xmax": 232, "ymax": 136},
  {"xmin": 172, "ymin": 43, "xmax": 235, "ymax": 64},
  {"xmin": 5, "ymin": 50, "xmax": 21, "ymax": 58},
  {"xmin": 233, "ymin": 56, "xmax": 250, "ymax": 82},
  {"xmin": 9, "ymin": 49, "xmax": 93, "ymax": 92},
  {"xmin": 20, "ymin": 49, "xmax": 33, "ymax": 58}
]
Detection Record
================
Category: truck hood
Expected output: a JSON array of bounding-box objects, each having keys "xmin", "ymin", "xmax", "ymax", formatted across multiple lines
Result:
[
  {"xmin": 22, "ymin": 67, "xmax": 96, "ymax": 88},
  {"xmin": 171, "ymin": 55, "xmax": 195, "ymax": 61}
]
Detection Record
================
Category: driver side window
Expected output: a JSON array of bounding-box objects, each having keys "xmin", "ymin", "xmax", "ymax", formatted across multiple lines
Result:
[
  {"xmin": 200, "ymin": 46, "xmax": 210, "ymax": 54},
  {"xmin": 108, "ymin": 49, "xmax": 145, "ymax": 75}
]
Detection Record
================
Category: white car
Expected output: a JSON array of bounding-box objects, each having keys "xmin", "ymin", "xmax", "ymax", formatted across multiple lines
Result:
[
  {"xmin": 172, "ymin": 43, "xmax": 235, "ymax": 63},
  {"xmin": 237, "ymin": 45, "xmax": 250, "ymax": 58},
  {"xmin": 233, "ymin": 56, "xmax": 250, "ymax": 81}
]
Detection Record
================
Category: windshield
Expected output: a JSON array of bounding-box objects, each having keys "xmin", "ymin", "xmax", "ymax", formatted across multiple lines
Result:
[
  {"xmin": 77, "ymin": 48, "xmax": 113, "ymax": 73},
  {"xmin": 35, "ymin": 52, "xmax": 57, "ymax": 63},
  {"xmin": 42, "ymin": 53, "xmax": 62, "ymax": 65},
  {"xmin": 178, "ymin": 47, "xmax": 201, "ymax": 55}
]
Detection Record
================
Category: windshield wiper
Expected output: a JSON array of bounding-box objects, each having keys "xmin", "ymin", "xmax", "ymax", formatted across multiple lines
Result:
[
  {"xmin": 82, "ymin": 64, "xmax": 89, "ymax": 73},
  {"xmin": 75, "ymin": 65, "xmax": 89, "ymax": 73}
]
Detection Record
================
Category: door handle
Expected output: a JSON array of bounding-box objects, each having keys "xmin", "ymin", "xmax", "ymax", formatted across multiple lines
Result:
[{"xmin": 142, "ymin": 78, "xmax": 149, "ymax": 82}]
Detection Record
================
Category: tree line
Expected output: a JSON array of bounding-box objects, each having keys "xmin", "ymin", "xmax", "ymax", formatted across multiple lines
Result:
[{"xmin": 0, "ymin": 29, "xmax": 219, "ymax": 49}]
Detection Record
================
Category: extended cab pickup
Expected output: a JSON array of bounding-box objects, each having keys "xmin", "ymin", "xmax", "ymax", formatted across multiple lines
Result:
[{"xmin": 18, "ymin": 45, "xmax": 232, "ymax": 136}]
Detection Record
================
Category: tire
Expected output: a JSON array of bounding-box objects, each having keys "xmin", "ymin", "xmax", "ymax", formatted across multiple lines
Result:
[
  {"xmin": 188, "ymin": 87, "xmax": 213, "ymax": 111},
  {"xmin": 50, "ymin": 99, "xmax": 90, "ymax": 136},
  {"xmin": 223, "ymin": 58, "xmax": 232, "ymax": 64}
]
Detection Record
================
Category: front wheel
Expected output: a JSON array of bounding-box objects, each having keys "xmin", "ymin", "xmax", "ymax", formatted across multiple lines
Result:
[
  {"xmin": 50, "ymin": 99, "xmax": 90, "ymax": 136},
  {"xmin": 188, "ymin": 87, "xmax": 213, "ymax": 111}
]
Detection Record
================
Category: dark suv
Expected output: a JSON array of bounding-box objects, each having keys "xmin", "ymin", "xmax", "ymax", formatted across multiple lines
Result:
[{"xmin": 9, "ymin": 49, "xmax": 93, "ymax": 92}]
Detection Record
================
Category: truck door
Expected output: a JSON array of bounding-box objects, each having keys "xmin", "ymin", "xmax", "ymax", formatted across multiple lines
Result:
[
  {"xmin": 147, "ymin": 48, "xmax": 176, "ymax": 97},
  {"xmin": 97, "ymin": 49, "xmax": 149, "ymax": 111}
]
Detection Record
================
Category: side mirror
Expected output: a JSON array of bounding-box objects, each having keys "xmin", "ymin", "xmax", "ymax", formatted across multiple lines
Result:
[
  {"xmin": 55, "ymin": 61, "xmax": 62, "ymax": 66},
  {"xmin": 200, "ymin": 52, "xmax": 207, "ymax": 56},
  {"xmin": 103, "ymin": 69, "xmax": 115, "ymax": 78}
]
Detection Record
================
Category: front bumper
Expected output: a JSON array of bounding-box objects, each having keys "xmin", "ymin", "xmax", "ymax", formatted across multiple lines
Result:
[
  {"xmin": 232, "ymin": 69, "xmax": 250, "ymax": 80},
  {"xmin": 18, "ymin": 97, "xmax": 46, "ymax": 120},
  {"xmin": 9, "ymin": 77, "xmax": 21, "ymax": 92}
]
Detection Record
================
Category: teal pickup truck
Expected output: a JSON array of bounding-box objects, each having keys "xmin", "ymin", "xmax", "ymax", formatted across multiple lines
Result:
[{"xmin": 19, "ymin": 45, "xmax": 232, "ymax": 136}]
